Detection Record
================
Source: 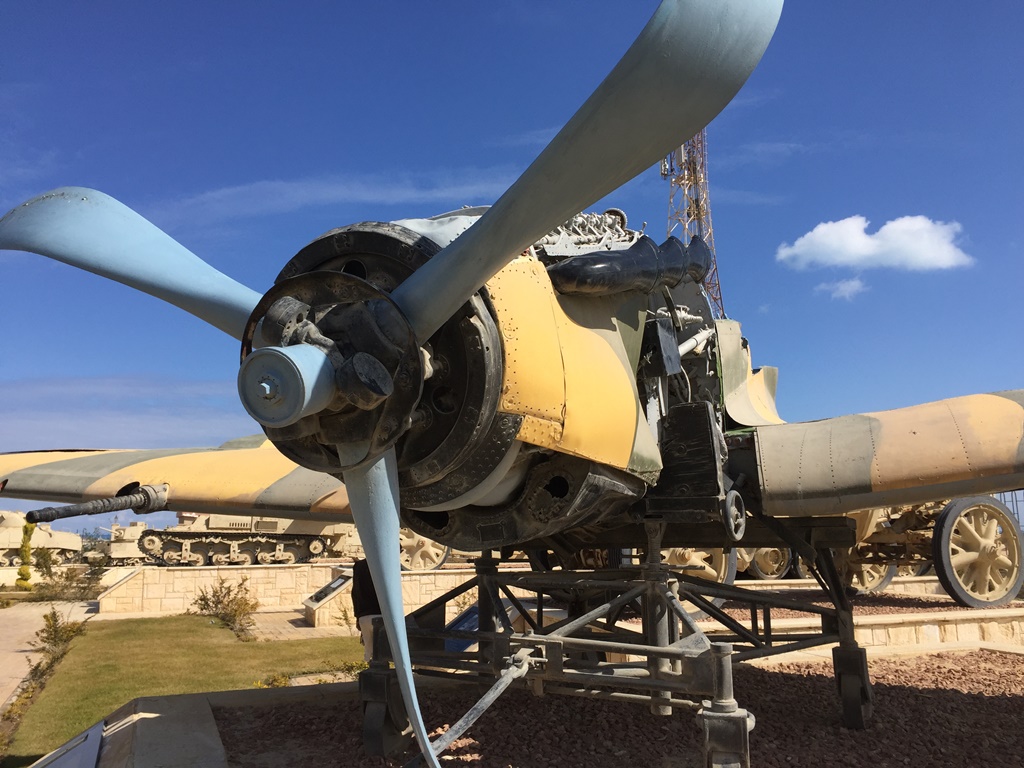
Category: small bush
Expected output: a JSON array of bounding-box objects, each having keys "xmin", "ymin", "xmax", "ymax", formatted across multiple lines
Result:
[
  {"xmin": 28, "ymin": 608, "xmax": 85, "ymax": 682},
  {"xmin": 28, "ymin": 553, "xmax": 107, "ymax": 603},
  {"xmin": 15, "ymin": 523, "xmax": 35, "ymax": 591},
  {"xmin": 192, "ymin": 576, "xmax": 260, "ymax": 639},
  {"xmin": 253, "ymin": 672, "xmax": 292, "ymax": 688}
]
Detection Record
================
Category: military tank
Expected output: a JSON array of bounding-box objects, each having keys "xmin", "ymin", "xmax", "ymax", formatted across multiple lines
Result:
[
  {"xmin": 108, "ymin": 512, "xmax": 452, "ymax": 570},
  {"xmin": 0, "ymin": 510, "xmax": 83, "ymax": 566}
]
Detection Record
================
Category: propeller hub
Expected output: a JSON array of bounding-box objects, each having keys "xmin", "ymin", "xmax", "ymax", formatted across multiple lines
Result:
[{"xmin": 239, "ymin": 271, "xmax": 423, "ymax": 474}]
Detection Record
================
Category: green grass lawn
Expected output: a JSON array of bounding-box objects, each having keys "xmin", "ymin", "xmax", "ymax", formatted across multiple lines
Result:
[{"xmin": 2, "ymin": 614, "xmax": 362, "ymax": 767}]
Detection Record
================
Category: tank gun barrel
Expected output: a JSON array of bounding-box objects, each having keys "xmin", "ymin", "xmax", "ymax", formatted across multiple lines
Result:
[{"xmin": 27, "ymin": 484, "xmax": 167, "ymax": 524}]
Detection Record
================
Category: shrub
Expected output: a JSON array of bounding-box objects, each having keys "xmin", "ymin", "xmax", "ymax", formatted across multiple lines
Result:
[
  {"xmin": 15, "ymin": 523, "xmax": 34, "ymax": 591},
  {"xmin": 27, "ymin": 608, "xmax": 85, "ymax": 682},
  {"xmin": 30, "ymin": 562, "xmax": 106, "ymax": 603},
  {"xmin": 253, "ymin": 672, "xmax": 291, "ymax": 688},
  {"xmin": 192, "ymin": 576, "xmax": 260, "ymax": 640}
]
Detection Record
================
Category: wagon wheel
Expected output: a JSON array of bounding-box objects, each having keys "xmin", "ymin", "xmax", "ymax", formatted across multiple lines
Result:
[
  {"xmin": 399, "ymin": 529, "xmax": 451, "ymax": 571},
  {"xmin": 662, "ymin": 547, "xmax": 738, "ymax": 619},
  {"xmin": 834, "ymin": 549, "xmax": 897, "ymax": 594},
  {"xmin": 791, "ymin": 552, "xmax": 816, "ymax": 580},
  {"xmin": 747, "ymin": 547, "xmax": 793, "ymax": 580},
  {"xmin": 897, "ymin": 562, "xmax": 932, "ymax": 578},
  {"xmin": 846, "ymin": 562, "xmax": 897, "ymax": 594},
  {"xmin": 932, "ymin": 496, "xmax": 1024, "ymax": 608}
]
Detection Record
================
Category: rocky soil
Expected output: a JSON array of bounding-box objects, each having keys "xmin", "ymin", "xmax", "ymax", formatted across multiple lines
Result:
[{"xmin": 215, "ymin": 649, "xmax": 1024, "ymax": 767}]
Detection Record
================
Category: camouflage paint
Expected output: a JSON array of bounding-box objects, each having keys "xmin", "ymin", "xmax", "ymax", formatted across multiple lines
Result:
[{"xmin": 757, "ymin": 391, "xmax": 1024, "ymax": 516}]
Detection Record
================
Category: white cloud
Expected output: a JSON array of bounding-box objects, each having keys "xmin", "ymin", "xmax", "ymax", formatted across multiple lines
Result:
[
  {"xmin": 148, "ymin": 168, "xmax": 516, "ymax": 229},
  {"xmin": 776, "ymin": 215, "xmax": 973, "ymax": 271},
  {"xmin": 815, "ymin": 277, "xmax": 867, "ymax": 301}
]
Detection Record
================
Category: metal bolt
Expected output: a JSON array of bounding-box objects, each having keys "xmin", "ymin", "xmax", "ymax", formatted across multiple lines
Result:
[{"xmin": 258, "ymin": 376, "xmax": 280, "ymax": 401}]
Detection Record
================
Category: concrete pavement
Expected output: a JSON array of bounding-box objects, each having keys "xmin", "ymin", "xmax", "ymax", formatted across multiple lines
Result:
[{"xmin": 0, "ymin": 600, "xmax": 94, "ymax": 711}]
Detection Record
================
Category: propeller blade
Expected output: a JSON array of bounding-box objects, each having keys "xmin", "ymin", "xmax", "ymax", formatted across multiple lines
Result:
[
  {"xmin": 344, "ymin": 449, "xmax": 441, "ymax": 767},
  {"xmin": 0, "ymin": 187, "xmax": 261, "ymax": 339},
  {"xmin": 391, "ymin": 0, "xmax": 783, "ymax": 342}
]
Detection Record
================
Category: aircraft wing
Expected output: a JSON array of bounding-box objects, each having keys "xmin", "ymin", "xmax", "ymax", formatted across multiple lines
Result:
[{"xmin": 0, "ymin": 436, "xmax": 352, "ymax": 522}]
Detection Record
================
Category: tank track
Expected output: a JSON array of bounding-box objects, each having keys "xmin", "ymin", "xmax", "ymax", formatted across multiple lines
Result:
[{"xmin": 139, "ymin": 530, "xmax": 328, "ymax": 567}]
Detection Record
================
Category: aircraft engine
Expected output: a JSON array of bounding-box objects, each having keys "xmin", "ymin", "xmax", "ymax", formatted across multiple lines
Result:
[{"xmin": 238, "ymin": 213, "xmax": 662, "ymax": 552}]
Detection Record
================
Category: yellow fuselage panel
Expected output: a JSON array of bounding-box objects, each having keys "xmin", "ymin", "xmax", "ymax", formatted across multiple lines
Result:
[
  {"xmin": 757, "ymin": 391, "xmax": 1024, "ymax": 516},
  {"xmin": 485, "ymin": 256, "xmax": 641, "ymax": 471}
]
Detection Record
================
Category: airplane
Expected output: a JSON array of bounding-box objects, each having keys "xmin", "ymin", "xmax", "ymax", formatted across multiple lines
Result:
[{"xmin": 3, "ymin": 1, "xmax": 1023, "ymax": 765}]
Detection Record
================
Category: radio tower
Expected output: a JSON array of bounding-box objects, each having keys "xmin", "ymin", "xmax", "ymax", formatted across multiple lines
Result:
[{"xmin": 660, "ymin": 129, "xmax": 724, "ymax": 318}]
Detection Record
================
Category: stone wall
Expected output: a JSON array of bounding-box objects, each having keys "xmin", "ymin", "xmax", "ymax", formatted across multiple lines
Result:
[
  {"xmin": 305, "ymin": 568, "xmax": 488, "ymax": 631},
  {"xmin": 97, "ymin": 564, "xmax": 338, "ymax": 614}
]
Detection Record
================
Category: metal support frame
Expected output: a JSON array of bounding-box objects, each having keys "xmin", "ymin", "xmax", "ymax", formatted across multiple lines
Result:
[{"xmin": 359, "ymin": 539, "xmax": 872, "ymax": 763}]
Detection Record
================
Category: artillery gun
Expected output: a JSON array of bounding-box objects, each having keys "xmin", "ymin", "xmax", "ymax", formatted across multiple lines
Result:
[
  {"xmin": 828, "ymin": 495, "xmax": 1023, "ymax": 607},
  {"xmin": 0, "ymin": 510, "xmax": 82, "ymax": 566},
  {"xmin": 104, "ymin": 512, "xmax": 452, "ymax": 570}
]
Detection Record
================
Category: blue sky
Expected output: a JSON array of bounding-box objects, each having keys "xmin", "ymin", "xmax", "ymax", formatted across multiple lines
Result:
[{"xmin": 2, "ymin": 2, "xmax": 1022, "ymax": 526}]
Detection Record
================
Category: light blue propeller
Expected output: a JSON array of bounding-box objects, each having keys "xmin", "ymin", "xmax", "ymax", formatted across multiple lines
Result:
[
  {"xmin": 0, "ymin": 187, "xmax": 260, "ymax": 339},
  {"xmin": 0, "ymin": 2, "xmax": 784, "ymax": 764},
  {"xmin": 392, "ymin": 0, "xmax": 784, "ymax": 343}
]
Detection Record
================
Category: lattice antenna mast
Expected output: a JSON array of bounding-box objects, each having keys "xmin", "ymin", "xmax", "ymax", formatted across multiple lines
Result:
[{"xmin": 660, "ymin": 128, "xmax": 724, "ymax": 318}]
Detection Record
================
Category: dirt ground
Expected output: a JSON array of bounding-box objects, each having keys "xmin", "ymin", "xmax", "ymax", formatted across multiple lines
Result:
[{"xmin": 214, "ymin": 649, "xmax": 1024, "ymax": 767}]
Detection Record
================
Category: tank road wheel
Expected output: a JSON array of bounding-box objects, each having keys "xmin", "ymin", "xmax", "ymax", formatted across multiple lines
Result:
[
  {"xmin": 399, "ymin": 529, "xmax": 451, "ymax": 571},
  {"xmin": 208, "ymin": 544, "xmax": 232, "ymax": 566},
  {"xmin": 932, "ymin": 496, "xmax": 1024, "ymax": 608},
  {"xmin": 234, "ymin": 548, "xmax": 257, "ymax": 566},
  {"xmin": 747, "ymin": 547, "xmax": 793, "ymax": 580},
  {"xmin": 162, "ymin": 545, "xmax": 183, "ymax": 566},
  {"xmin": 277, "ymin": 546, "xmax": 303, "ymax": 565},
  {"xmin": 184, "ymin": 548, "xmax": 208, "ymax": 567}
]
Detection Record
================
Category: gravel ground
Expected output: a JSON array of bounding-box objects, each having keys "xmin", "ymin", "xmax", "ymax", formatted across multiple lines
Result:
[{"xmin": 215, "ymin": 649, "xmax": 1024, "ymax": 767}]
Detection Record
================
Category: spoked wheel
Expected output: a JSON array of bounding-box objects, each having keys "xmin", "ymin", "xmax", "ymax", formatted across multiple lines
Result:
[
  {"xmin": 843, "ymin": 561, "xmax": 897, "ymax": 594},
  {"xmin": 897, "ymin": 562, "xmax": 932, "ymax": 578},
  {"xmin": 932, "ymin": 496, "xmax": 1024, "ymax": 608},
  {"xmin": 399, "ymin": 529, "xmax": 451, "ymax": 571},
  {"xmin": 833, "ymin": 548, "xmax": 896, "ymax": 594},
  {"xmin": 791, "ymin": 552, "xmax": 817, "ymax": 580},
  {"xmin": 747, "ymin": 547, "xmax": 793, "ymax": 580},
  {"xmin": 662, "ymin": 547, "xmax": 738, "ymax": 618}
]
